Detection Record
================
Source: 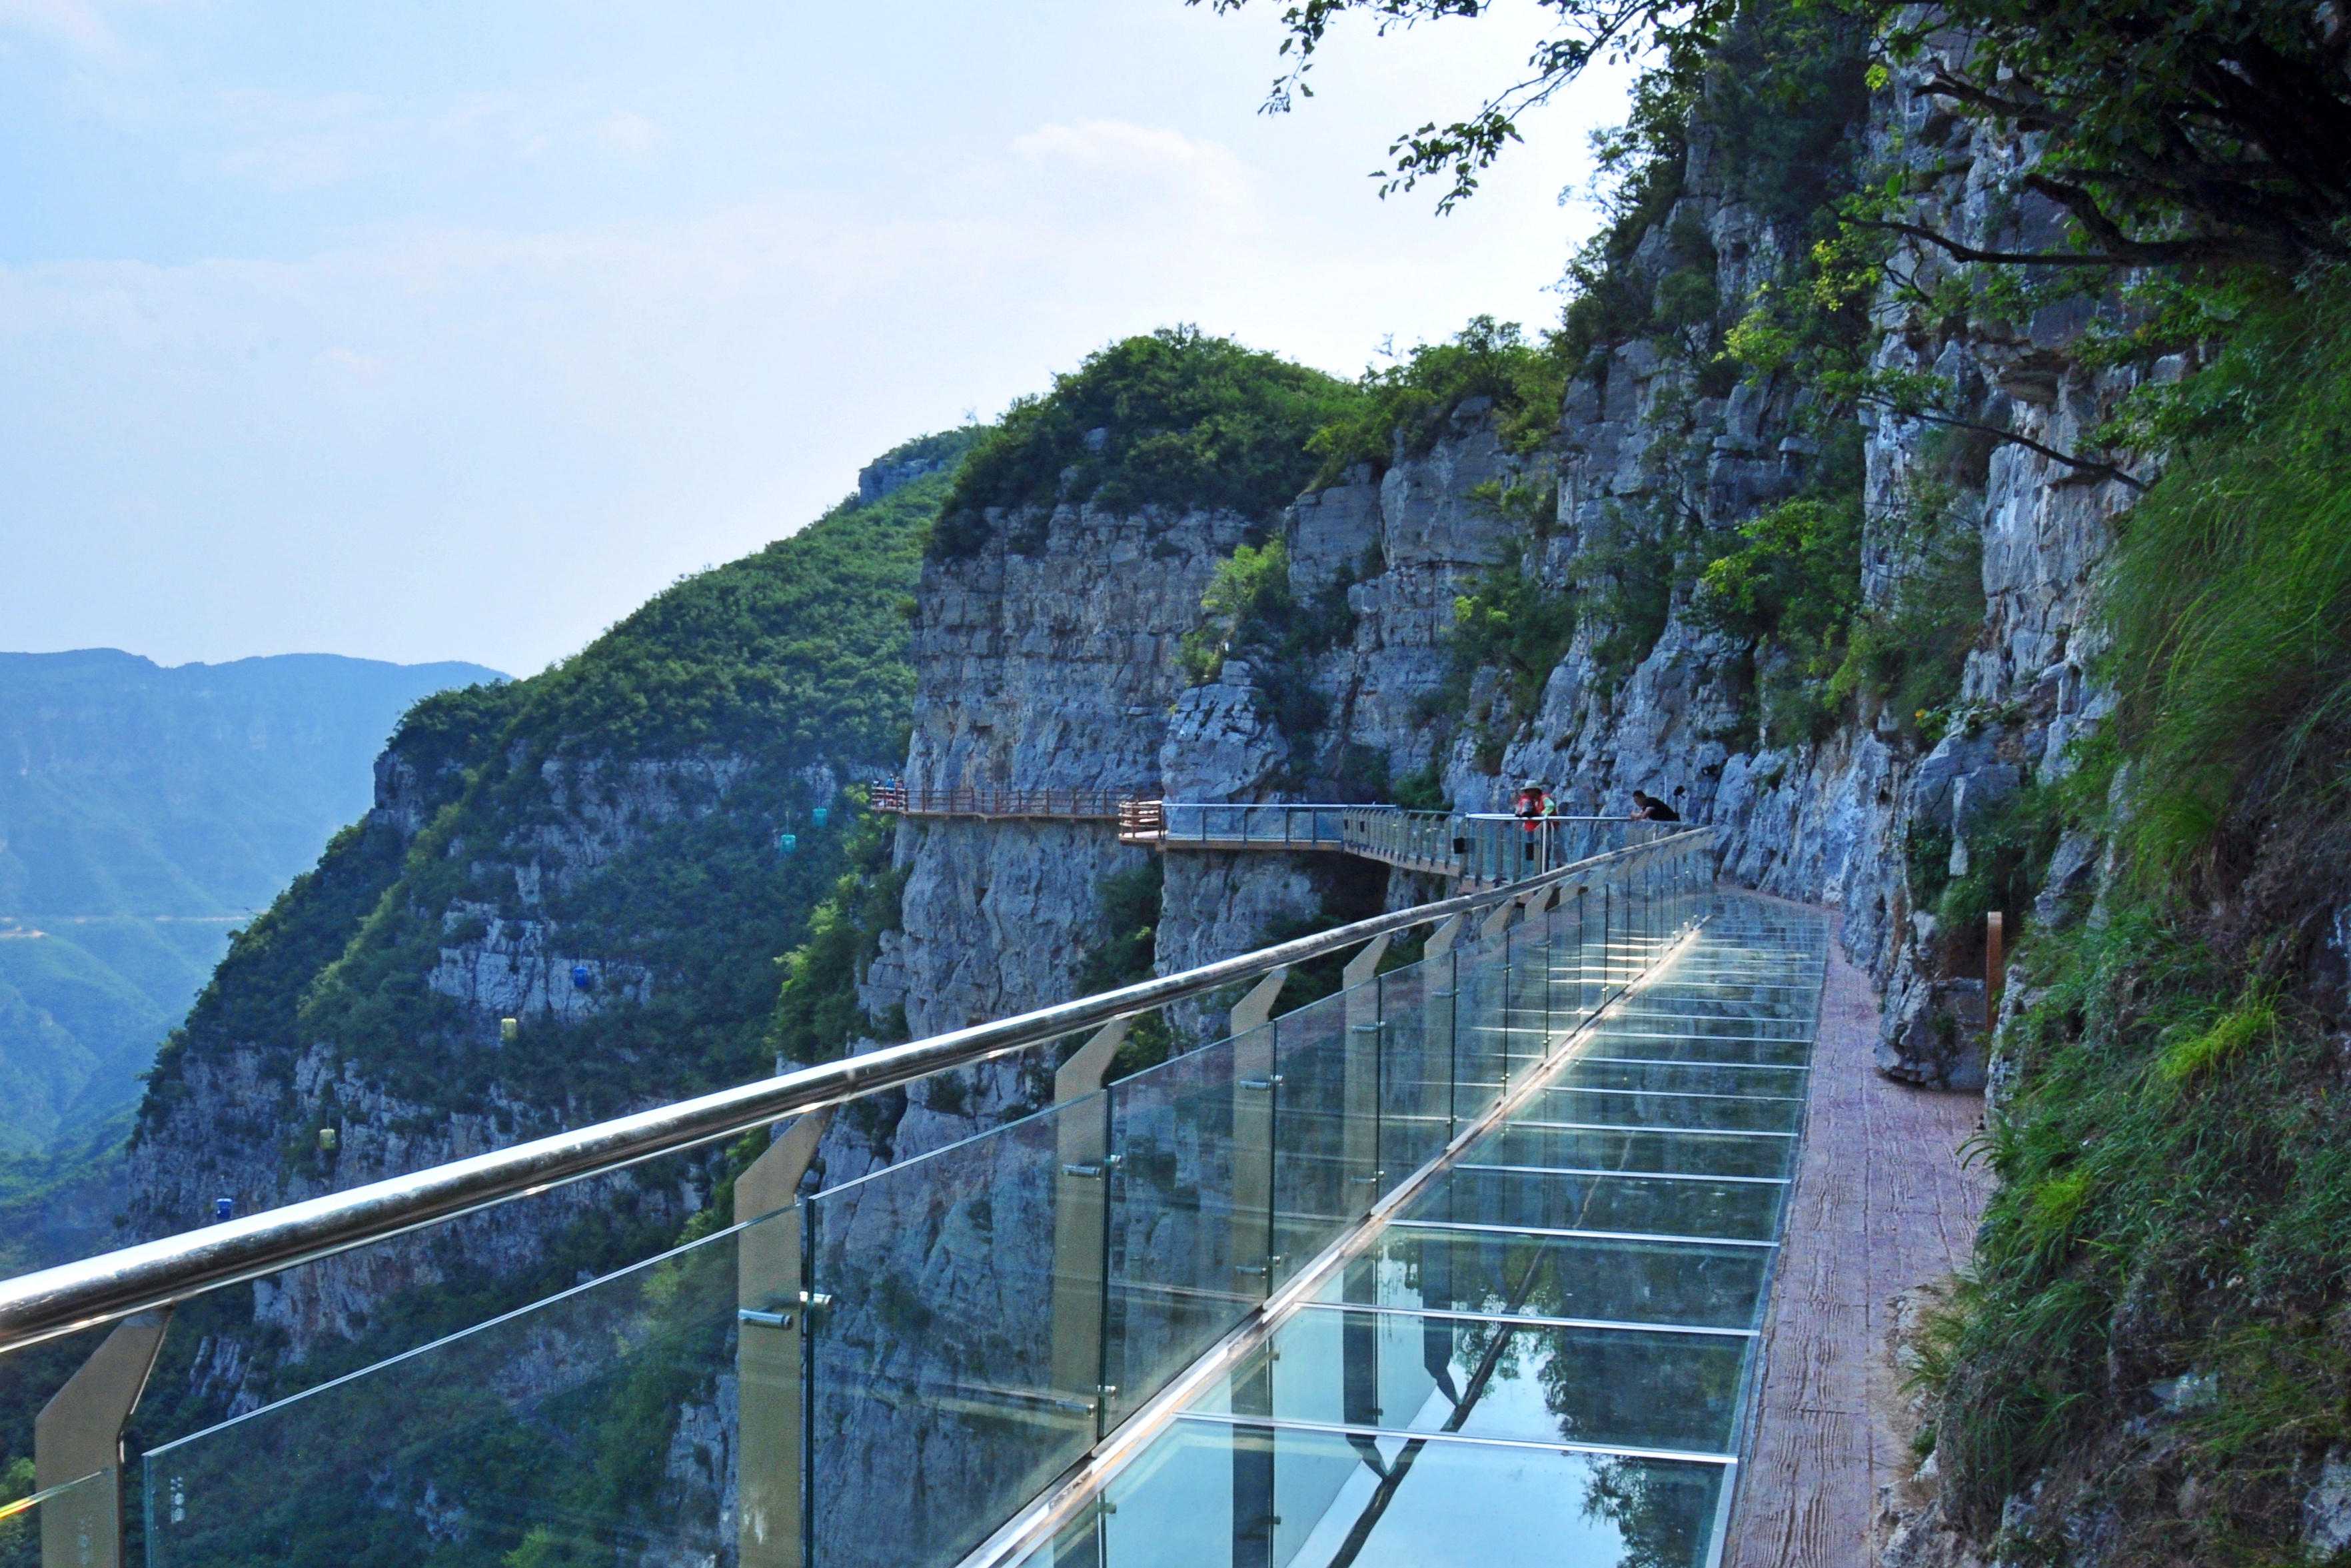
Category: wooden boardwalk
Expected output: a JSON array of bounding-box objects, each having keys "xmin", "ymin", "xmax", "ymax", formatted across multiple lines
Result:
[{"xmin": 1727, "ymin": 907, "xmax": 1993, "ymax": 1568}]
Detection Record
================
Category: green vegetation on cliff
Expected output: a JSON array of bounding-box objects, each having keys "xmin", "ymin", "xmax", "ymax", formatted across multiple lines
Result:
[
  {"xmin": 1305, "ymin": 316, "xmax": 1571, "ymax": 484},
  {"xmin": 1921, "ymin": 279, "xmax": 2351, "ymax": 1562},
  {"xmin": 258, "ymin": 448, "xmax": 958, "ymax": 1125},
  {"xmin": 934, "ymin": 327, "xmax": 1358, "ymax": 556},
  {"xmin": 96, "ymin": 437, "xmax": 964, "ymax": 1489}
]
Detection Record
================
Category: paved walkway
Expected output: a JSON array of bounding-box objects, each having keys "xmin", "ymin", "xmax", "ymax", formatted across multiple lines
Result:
[{"xmin": 1726, "ymin": 908, "xmax": 1994, "ymax": 1568}]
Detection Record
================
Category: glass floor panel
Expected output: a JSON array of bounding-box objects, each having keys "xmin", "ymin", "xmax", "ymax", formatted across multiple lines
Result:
[
  {"xmin": 1313, "ymin": 1226, "xmax": 1774, "ymax": 1330},
  {"xmin": 1398, "ymin": 1165, "xmax": 1787, "ymax": 1243},
  {"xmin": 1637, "ymin": 982, "xmax": 1821, "ymax": 1002},
  {"xmin": 1465, "ymin": 1123, "xmax": 1798, "ymax": 1180},
  {"xmin": 1601, "ymin": 1011, "xmax": 1814, "ymax": 1040},
  {"xmin": 1579, "ymin": 1030, "xmax": 1815, "ymax": 1067},
  {"xmin": 1189, "ymin": 1306, "xmax": 1751, "ymax": 1453},
  {"xmin": 1026, "ymin": 1419, "xmax": 1731, "ymax": 1568},
  {"xmin": 1608, "ymin": 1006, "xmax": 1805, "ymax": 1030},
  {"xmin": 1553, "ymin": 1059, "xmax": 1813, "ymax": 1098},
  {"xmin": 1527, "ymin": 1086, "xmax": 1807, "ymax": 1134},
  {"xmin": 1012, "ymin": 894, "xmax": 1822, "ymax": 1568}
]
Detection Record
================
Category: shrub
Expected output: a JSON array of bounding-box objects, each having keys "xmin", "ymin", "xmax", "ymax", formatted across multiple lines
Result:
[
  {"xmin": 934, "ymin": 328, "xmax": 1359, "ymax": 557},
  {"xmin": 2102, "ymin": 273, "xmax": 2351, "ymax": 913},
  {"xmin": 1306, "ymin": 317, "xmax": 1571, "ymax": 485},
  {"xmin": 1177, "ymin": 538, "xmax": 1356, "ymax": 771}
]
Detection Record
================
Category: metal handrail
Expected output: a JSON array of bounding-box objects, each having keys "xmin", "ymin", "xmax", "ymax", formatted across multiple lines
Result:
[
  {"xmin": 0, "ymin": 830, "xmax": 1711, "ymax": 1358},
  {"xmin": 871, "ymin": 784, "xmax": 1139, "ymax": 820}
]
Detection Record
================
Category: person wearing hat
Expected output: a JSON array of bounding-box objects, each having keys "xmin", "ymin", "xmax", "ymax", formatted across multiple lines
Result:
[{"xmin": 1515, "ymin": 780, "xmax": 1557, "ymax": 866}]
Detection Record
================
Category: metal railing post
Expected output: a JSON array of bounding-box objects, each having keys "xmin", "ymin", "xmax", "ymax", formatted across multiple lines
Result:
[
  {"xmin": 1049, "ymin": 1019, "xmax": 1130, "ymax": 1436},
  {"xmin": 1341, "ymin": 936, "xmax": 1391, "ymax": 1217},
  {"xmin": 1228, "ymin": 970, "xmax": 1287, "ymax": 1297},
  {"xmin": 36, "ymin": 1308, "xmax": 168, "ymax": 1568},
  {"xmin": 736, "ymin": 1108, "xmax": 834, "ymax": 1568}
]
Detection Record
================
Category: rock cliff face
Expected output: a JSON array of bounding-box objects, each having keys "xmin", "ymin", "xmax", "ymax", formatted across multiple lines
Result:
[
  {"xmin": 904, "ymin": 54, "xmax": 2138, "ymax": 1095},
  {"xmin": 94, "ymin": 454, "xmax": 950, "ymax": 1550},
  {"xmin": 77, "ymin": 48, "xmax": 2162, "ymax": 1567},
  {"xmin": 868, "ymin": 503, "xmax": 1243, "ymax": 1042},
  {"xmin": 121, "ymin": 742, "xmax": 732, "ymax": 1359}
]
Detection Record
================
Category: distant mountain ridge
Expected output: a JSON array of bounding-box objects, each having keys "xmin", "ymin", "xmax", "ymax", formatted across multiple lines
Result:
[
  {"xmin": 0, "ymin": 648, "xmax": 505, "ymax": 1165},
  {"xmin": 0, "ymin": 648, "xmax": 504, "ymax": 918}
]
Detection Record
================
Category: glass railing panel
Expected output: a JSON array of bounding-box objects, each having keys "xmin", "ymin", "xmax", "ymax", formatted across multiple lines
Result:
[
  {"xmin": 1529, "ymin": 1086, "xmax": 1807, "ymax": 1134},
  {"xmin": 1538, "ymin": 889, "xmax": 1579, "ymax": 1028},
  {"xmin": 1326, "ymin": 1227, "xmax": 1775, "ymax": 1331},
  {"xmin": 1466, "ymin": 1124, "xmax": 1798, "ymax": 1181},
  {"xmin": 3, "ymin": 1467, "xmax": 113, "ymax": 1568},
  {"xmin": 1269, "ymin": 990, "xmax": 1363, "ymax": 1292},
  {"xmin": 1104, "ymin": 1034, "xmax": 1250, "ymax": 1428},
  {"xmin": 1373, "ymin": 960, "xmax": 1451, "ymax": 1183},
  {"xmin": 1448, "ymin": 941, "xmax": 1511, "ymax": 1125},
  {"xmin": 1020, "ymin": 1419, "xmax": 1730, "ymax": 1568},
  {"xmin": 145, "ymin": 1209, "xmax": 767, "ymax": 1568},
  {"xmin": 1567, "ymin": 882, "xmax": 1605, "ymax": 1020},
  {"xmin": 1397, "ymin": 1166, "xmax": 1787, "ymax": 1243},
  {"xmin": 1505, "ymin": 921, "xmax": 1551, "ymax": 1073},
  {"xmin": 1189, "ymin": 1307, "xmax": 1751, "ymax": 1455},
  {"xmin": 806, "ymin": 1098, "xmax": 1092, "ymax": 1568}
]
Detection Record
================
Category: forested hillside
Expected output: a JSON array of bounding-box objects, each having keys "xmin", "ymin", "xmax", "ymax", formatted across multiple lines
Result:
[
  {"xmin": 1, "ymin": 434, "xmax": 972, "ymax": 1511},
  {"xmin": 0, "ymin": 651, "xmax": 504, "ymax": 1285},
  {"xmin": 0, "ymin": 651, "xmax": 504, "ymax": 1156}
]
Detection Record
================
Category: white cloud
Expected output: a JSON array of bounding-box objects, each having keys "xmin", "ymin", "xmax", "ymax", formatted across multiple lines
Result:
[
  {"xmin": 597, "ymin": 111, "xmax": 660, "ymax": 161},
  {"xmin": 1011, "ymin": 117, "xmax": 1255, "ymax": 211},
  {"xmin": 0, "ymin": 1, "xmax": 1644, "ymax": 672},
  {"xmin": 0, "ymin": 0, "xmax": 113, "ymax": 53}
]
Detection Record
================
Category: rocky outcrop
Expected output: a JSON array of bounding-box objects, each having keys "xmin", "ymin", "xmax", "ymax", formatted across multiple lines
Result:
[
  {"xmin": 872, "ymin": 500, "xmax": 1321, "ymax": 1050},
  {"xmin": 121, "ymin": 736, "xmax": 737, "ymax": 1359}
]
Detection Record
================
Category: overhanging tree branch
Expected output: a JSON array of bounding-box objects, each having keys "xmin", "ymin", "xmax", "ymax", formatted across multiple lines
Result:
[{"xmin": 1864, "ymin": 398, "xmax": 2150, "ymax": 492}]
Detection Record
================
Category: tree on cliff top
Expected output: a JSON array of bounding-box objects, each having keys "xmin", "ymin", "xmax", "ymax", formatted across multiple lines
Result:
[
  {"xmin": 932, "ymin": 326, "xmax": 1359, "ymax": 557},
  {"xmin": 1200, "ymin": 0, "xmax": 2351, "ymax": 270}
]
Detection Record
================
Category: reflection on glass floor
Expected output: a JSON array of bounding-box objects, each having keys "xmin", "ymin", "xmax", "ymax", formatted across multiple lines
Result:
[{"xmin": 1017, "ymin": 896, "xmax": 1826, "ymax": 1568}]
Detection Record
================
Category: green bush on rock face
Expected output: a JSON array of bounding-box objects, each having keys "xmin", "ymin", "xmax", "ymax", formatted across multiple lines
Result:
[
  {"xmin": 933, "ymin": 327, "xmax": 1359, "ymax": 557},
  {"xmin": 1306, "ymin": 317, "xmax": 1572, "ymax": 486},
  {"xmin": 1913, "ymin": 274, "xmax": 2351, "ymax": 1559}
]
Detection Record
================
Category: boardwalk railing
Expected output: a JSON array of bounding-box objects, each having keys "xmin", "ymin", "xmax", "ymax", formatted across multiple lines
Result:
[
  {"xmin": 871, "ymin": 783, "xmax": 1138, "ymax": 820},
  {"xmin": 1126, "ymin": 801, "xmax": 1691, "ymax": 883},
  {"xmin": 0, "ymin": 830, "xmax": 1717, "ymax": 1568}
]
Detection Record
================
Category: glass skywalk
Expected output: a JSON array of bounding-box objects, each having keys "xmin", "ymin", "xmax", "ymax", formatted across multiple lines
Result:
[
  {"xmin": 113, "ymin": 832, "xmax": 1807, "ymax": 1568},
  {"xmin": 1017, "ymin": 898, "xmax": 1827, "ymax": 1568}
]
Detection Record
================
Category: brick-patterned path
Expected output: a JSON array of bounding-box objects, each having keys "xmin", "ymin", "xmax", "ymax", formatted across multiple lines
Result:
[{"xmin": 1725, "ymin": 906, "xmax": 1994, "ymax": 1568}]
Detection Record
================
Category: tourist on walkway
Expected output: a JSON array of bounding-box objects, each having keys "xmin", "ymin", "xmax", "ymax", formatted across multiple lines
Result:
[{"xmin": 1630, "ymin": 789, "xmax": 1682, "ymax": 822}]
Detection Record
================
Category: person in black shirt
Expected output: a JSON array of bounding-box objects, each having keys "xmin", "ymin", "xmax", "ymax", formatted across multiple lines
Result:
[{"xmin": 1629, "ymin": 789, "xmax": 1682, "ymax": 823}]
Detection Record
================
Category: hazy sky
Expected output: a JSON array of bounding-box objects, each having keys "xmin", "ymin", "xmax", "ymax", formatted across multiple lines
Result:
[{"xmin": 2, "ymin": 1, "xmax": 1635, "ymax": 676}]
